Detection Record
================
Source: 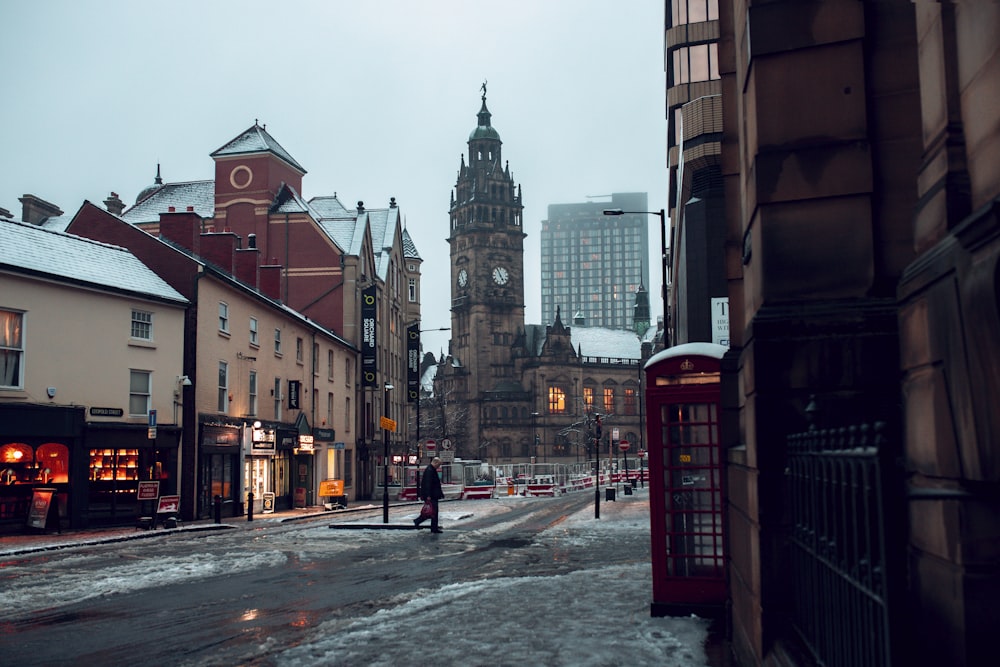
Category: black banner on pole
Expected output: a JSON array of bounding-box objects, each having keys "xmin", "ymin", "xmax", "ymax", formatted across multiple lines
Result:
[
  {"xmin": 407, "ymin": 323, "xmax": 420, "ymax": 402},
  {"xmin": 361, "ymin": 285, "xmax": 378, "ymax": 388}
]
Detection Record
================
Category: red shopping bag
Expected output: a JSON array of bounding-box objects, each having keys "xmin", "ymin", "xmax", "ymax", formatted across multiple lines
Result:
[{"xmin": 419, "ymin": 500, "xmax": 434, "ymax": 520}]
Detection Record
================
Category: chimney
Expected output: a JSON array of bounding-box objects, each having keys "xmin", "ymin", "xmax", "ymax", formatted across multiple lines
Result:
[
  {"xmin": 104, "ymin": 192, "xmax": 126, "ymax": 216},
  {"xmin": 0, "ymin": 207, "xmax": 13, "ymax": 220},
  {"xmin": 159, "ymin": 208, "xmax": 202, "ymax": 255},
  {"xmin": 200, "ymin": 230, "xmax": 239, "ymax": 274},
  {"xmin": 18, "ymin": 194, "xmax": 63, "ymax": 224},
  {"xmin": 247, "ymin": 233, "xmax": 257, "ymax": 249},
  {"xmin": 259, "ymin": 264, "xmax": 283, "ymax": 302},
  {"xmin": 357, "ymin": 200, "xmax": 364, "ymax": 213},
  {"xmin": 234, "ymin": 240, "xmax": 260, "ymax": 288}
]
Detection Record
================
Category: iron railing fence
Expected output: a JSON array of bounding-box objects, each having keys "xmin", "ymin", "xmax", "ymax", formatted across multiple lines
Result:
[{"xmin": 786, "ymin": 422, "xmax": 896, "ymax": 667}]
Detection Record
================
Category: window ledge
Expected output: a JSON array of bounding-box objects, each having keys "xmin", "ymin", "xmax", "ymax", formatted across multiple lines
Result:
[{"xmin": 129, "ymin": 340, "xmax": 157, "ymax": 350}]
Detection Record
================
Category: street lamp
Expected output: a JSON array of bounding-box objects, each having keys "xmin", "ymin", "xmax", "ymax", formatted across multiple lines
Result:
[
  {"xmin": 382, "ymin": 383, "xmax": 394, "ymax": 524},
  {"xmin": 531, "ymin": 412, "xmax": 540, "ymax": 464},
  {"xmin": 603, "ymin": 208, "xmax": 668, "ymax": 345}
]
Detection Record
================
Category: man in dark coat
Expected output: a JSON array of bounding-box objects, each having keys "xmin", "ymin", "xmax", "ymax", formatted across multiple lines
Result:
[{"xmin": 414, "ymin": 457, "xmax": 444, "ymax": 533}]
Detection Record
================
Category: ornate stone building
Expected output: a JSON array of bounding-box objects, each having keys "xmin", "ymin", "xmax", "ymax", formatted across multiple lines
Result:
[{"xmin": 431, "ymin": 92, "xmax": 655, "ymax": 465}]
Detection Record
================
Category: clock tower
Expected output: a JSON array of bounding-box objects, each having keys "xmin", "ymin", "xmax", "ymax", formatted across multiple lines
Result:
[{"xmin": 448, "ymin": 85, "xmax": 525, "ymax": 402}]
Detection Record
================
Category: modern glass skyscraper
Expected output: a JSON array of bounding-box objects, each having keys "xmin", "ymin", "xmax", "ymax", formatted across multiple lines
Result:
[{"xmin": 540, "ymin": 192, "xmax": 650, "ymax": 331}]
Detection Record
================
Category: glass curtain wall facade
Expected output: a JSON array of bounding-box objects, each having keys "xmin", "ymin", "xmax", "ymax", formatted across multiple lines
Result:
[{"xmin": 540, "ymin": 192, "xmax": 650, "ymax": 331}]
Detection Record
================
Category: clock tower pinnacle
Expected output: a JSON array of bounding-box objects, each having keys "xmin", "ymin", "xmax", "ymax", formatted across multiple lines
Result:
[{"xmin": 447, "ymin": 87, "xmax": 526, "ymax": 401}]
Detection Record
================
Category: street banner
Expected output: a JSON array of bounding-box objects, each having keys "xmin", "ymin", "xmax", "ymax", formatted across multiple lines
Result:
[
  {"xmin": 407, "ymin": 323, "xmax": 420, "ymax": 402},
  {"xmin": 361, "ymin": 285, "xmax": 378, "ymax": 388}
]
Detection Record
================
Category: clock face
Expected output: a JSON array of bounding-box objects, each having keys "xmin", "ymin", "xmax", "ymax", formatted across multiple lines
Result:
[
  {"xmin": 457, "ymin": 269, "xmax": 468, "ymax": 287},
  {"xmin": 492, "ymin": 266, "xmax": 509, "ymax": 285}
]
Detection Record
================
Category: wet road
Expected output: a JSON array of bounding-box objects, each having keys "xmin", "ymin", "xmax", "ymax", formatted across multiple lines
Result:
[{"xmin": 2, "ymin": 493, "xmax": 648, "ymax": 666}]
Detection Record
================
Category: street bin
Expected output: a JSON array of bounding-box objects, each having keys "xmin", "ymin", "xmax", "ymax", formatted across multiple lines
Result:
[
  {"xmin": 605, "ymin": 486, "xmax": 616, "ymax": 502},
  {"xmin": 624, "ymin": 484, "xmax": 633, "ymax": 496}
]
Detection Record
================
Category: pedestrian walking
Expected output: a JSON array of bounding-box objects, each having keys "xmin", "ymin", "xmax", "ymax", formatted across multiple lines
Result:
[{"xmin": 414, "ymin": 457, "xmax": 444, "ymax": 533}]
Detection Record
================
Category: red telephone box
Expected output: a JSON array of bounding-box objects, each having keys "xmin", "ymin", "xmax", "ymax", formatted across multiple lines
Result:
[{"xmin": 644, "ymin": 342, "xmax": 728, "ymax": 616}]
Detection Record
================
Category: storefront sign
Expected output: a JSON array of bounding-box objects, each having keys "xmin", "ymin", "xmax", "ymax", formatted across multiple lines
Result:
[
  {"xmin": 89, "ymin": 407, "xmax": 124, "ymax": 417},
  {"xmin": 333, "ymin": 441, "xmax": 346, "ymax": 450},
  {"xmin": 137, "ymin": 481, "xmax": 160, "ymax": 500},
  {"xmin": 288, "ymin": 380, "xmax": 301, "ymax": 410},
  {"xmin": 297, "ymin": 435, "xmax": 315, "ymax": 452},
  {"xmin": 27, "ymin": 488, "xmax": 55, "ymax": 530},
  {"xmin": 156, "ymin": 495, "xmax": 180, "ymax": 514},
  {"xmin": 314, "ymin": 427, "xmax": 335, "ymax": 441},
  {"xmin": 202, "ymin": 426, "xmax": 240, "ymax": 447},
  {"xmin": 711, "ymin": 297, "xmax": 730, "ymax": 347},
  {"xmin": 320, "ymin": 479, "xmax": 344, "ymax": 497}
]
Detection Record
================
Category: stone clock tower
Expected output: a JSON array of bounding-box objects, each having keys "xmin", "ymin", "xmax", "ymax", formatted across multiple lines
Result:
[{"xmin": 448, "ymin": 86, "xmax": 525, "ymax": 403}]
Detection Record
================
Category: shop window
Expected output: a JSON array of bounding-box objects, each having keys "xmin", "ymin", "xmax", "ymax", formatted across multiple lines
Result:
[
  {"xmin": 1, "ymin": 442, "xmax": 35, "ymax": 485},
  {"xmin": 90, "ymin": 448, "xmax": 139, "ymax": 482}
]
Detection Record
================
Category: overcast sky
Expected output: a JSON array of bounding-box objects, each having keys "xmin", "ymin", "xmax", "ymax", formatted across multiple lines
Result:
[{"xmin": 1, "ymin": 0, "xmax": 667, "ymax": 356}]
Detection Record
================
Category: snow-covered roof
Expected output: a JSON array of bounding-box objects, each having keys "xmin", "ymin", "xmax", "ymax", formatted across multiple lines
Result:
[
  {"xmin": 420, "ymin": 363, "xmax": 437, "ymax": 393},
  {"xmin": 210, "ymin": 123, "xmax": 306, "ymax": 174},
  {"xmin": 401, "ymin": 227, "xmax": 420, "ymax": 261},
  {"xmin": 644, "ymin": 342, "xmax": 728, "ymax": 369},
  {"xmin": 571, "ymin": 326, "xmax": 642, "ymax": 359},
  {"xmin": 122, "ymin": 180, "xmax": 215, "ymax": 225},
  {"xmin": 0, "ymin": 220, "xmax": 187, "ymax": 304},
  {"xmin": 308, "ymin": 195, "xmax": 351, "ymax": 218},
  {"xmin": 36, "ymin": 214, "xmax": 70, "ymax": 233}
]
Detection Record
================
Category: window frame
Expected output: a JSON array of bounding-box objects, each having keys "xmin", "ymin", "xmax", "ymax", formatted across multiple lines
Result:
[
  {"xmin": 129, "ymin": 369, "xmax": 152, "ymax": 417},
  {"xmin": 249, "ymin": 317, "xmax": 259, "ymax": 347},
  {"xmin": 130, "ymin": 309, "xmax": 153, "ymax": 341},
  {"xmin": 0, "ymin": 308, "xmax": 25, "ymax": 390},
  {"xmin": 218, "ymin": 302, "xmax": 230, "ymax": 334},
  {"xmin": 218, "ymin": 361, "xmax": 229, "ymax": 413}
]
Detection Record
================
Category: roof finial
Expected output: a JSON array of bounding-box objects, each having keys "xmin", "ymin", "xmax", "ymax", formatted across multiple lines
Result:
[{"xmin": 481, "ymin": 79, "xmax": 487, "ymax": 101}]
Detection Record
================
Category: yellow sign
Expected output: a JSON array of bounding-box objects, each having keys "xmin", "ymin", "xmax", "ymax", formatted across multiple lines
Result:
[
  {"xmin": 380, "ymin": 416, "xmax": 397, "ymax": 432},
  {"xmin": 320, "ymin": 479, "xmax": 344, "ymax": 496}
]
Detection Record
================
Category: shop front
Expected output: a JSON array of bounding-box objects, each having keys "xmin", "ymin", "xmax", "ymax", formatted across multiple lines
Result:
[
  {"xmin": 1, "ymin": 404, "xmax": 83, "ymax": 533},
  {"xmin": 198, "ymin": 422, "xmax": 242, "ymax": 518},
  {"xmin": 84, "ymin": 422, "xmax": 179, "ymax": 526},
  {"xmin": 1, "ymin": 404, "xmax": 180, "ymax": 531}
]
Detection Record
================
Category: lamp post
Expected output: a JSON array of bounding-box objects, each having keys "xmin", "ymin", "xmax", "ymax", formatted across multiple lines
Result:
[
  {"xmin": 603, "ymin": 208, "xmax": 668, "ymax": 346},
  {"xmin": 382, "ymin": 383, "xmax": 394, "ymax": 524},
  {"xmin": 530, "ymin": 412, "xmax": 540, "ymax": 466}
]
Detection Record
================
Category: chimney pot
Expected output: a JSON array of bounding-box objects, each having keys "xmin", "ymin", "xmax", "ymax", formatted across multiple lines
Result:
[
  {"xmin": 186, "ymin": 206, "xmax": 194, "ymax": 212},
  {"xmin": 168, "ymin": 206, "xmax": 176, "ymax": 213},
  {"xmin": 248, "ymin": 233, "xmax": 257, "ymax": 249}
]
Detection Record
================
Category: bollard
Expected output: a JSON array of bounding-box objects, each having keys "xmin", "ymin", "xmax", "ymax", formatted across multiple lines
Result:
[
  {"xmin": 214, "ymin": 494, "xmax": 222, "ymax": 524},
  {"xmin": 247, "ymin": 491, "xmax": 254, "ymax": 522}
]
